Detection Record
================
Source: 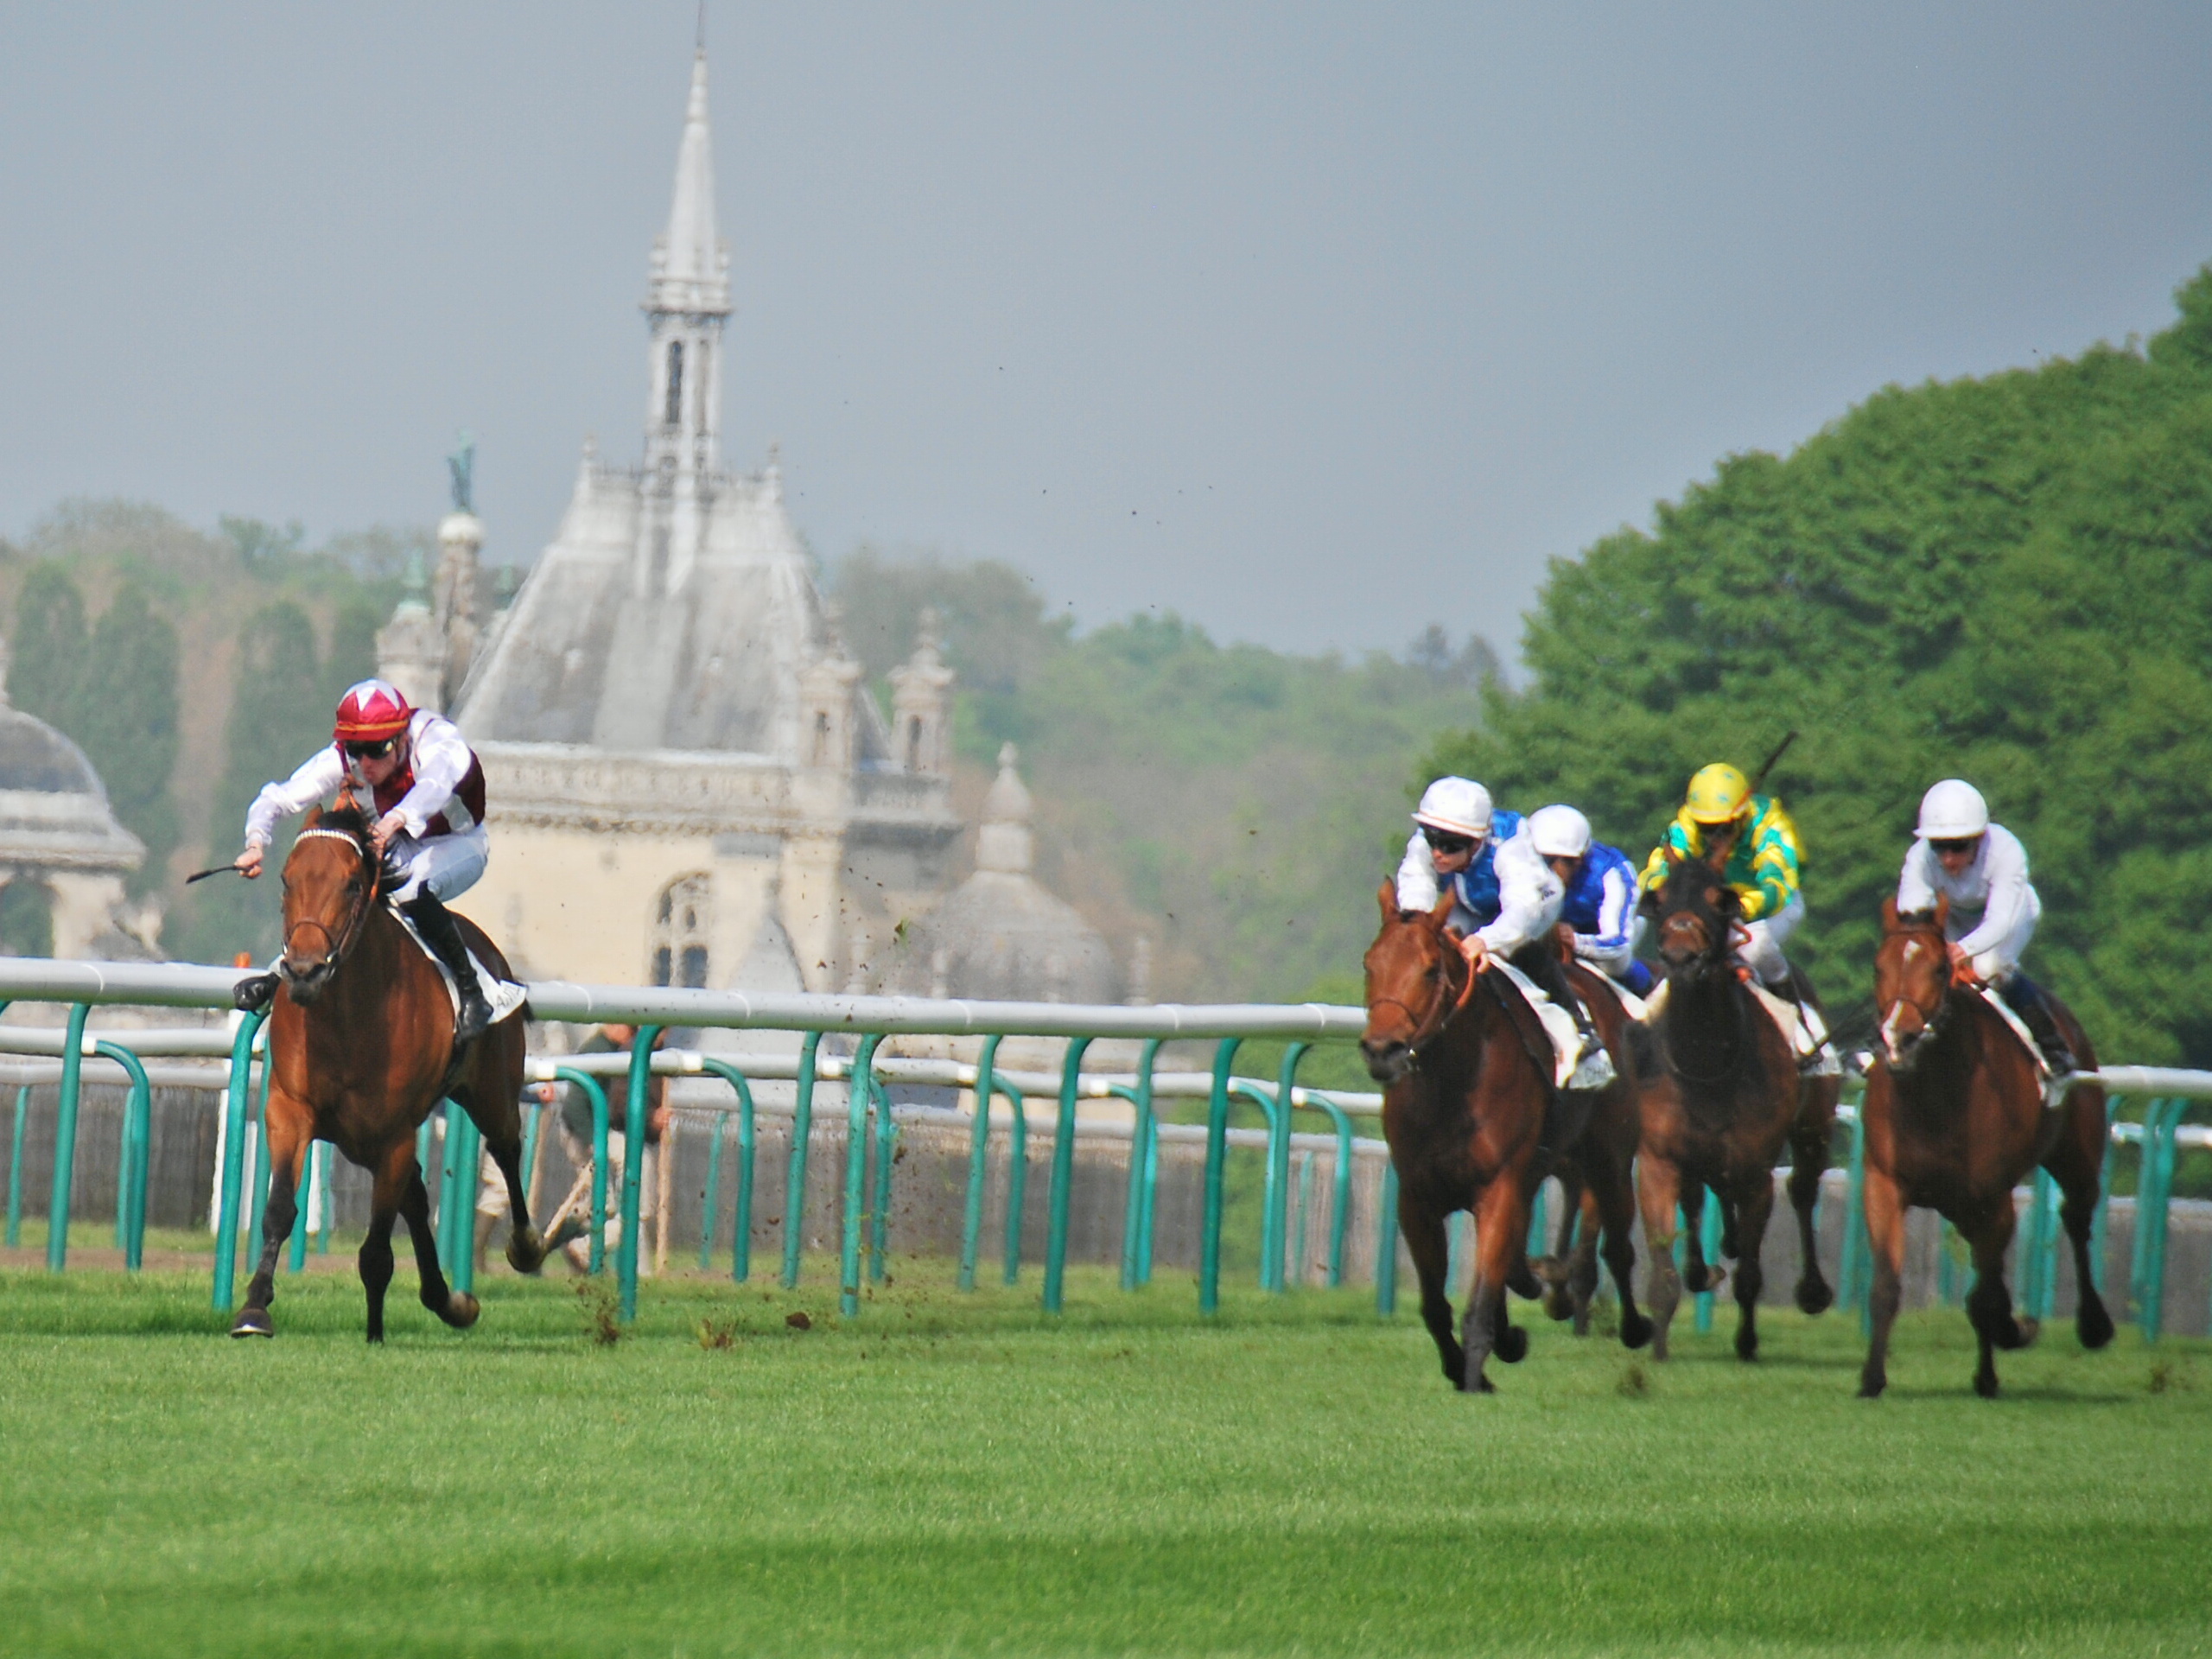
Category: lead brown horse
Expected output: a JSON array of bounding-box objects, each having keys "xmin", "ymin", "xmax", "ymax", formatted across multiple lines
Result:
[
  {"xmin": 1634, "ymin": 854, "xmax": 1840, "ymax": 1361},
  {"xmin": 231, "ymin": 802, "xmax": 543, "ymax": 1341},
  {"xmin": 1362, "ymin": 886, "xmax": 1651, "ymax": 1392},
  {"xmin": 1859, "ymin": 898, "xmax": 2114, "ymax": 1397}
]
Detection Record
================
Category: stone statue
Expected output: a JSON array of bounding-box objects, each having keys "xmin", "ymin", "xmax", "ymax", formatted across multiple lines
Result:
[{"xmin": 447, "ymin": 433, "xmax": 476, "ymax": 514}]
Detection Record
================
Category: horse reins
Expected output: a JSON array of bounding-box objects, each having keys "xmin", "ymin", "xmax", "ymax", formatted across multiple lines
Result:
[
  {"xmin": 282, "ymin": 825, "xmax": 381, "ymax": 980},
  {"xmin": 1372, "ymin": 929, "xmax": 1486, "ymax": 1064}
]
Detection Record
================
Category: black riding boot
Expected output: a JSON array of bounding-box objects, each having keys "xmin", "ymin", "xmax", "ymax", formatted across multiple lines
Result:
[
  {"xmin": 403, "ymin": 893, "xmax": 493, "ymax": 1045},
  {"xmin": 2001, "ymin": 975, "xmax": 2078, "ymax": 1077},
  {"xmin": 1519, "ymin": 944, "xmax": 1600, "ymax": 1052}
]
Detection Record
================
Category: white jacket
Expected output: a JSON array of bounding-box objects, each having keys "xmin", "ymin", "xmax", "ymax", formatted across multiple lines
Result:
[
  {"xmin": 1896, "ymin": 823, "xmax": 2040, "ymax": 965},
  {"xmin": 244, "ymin": 710, "xmax": 480, "ymax": 849},
  {"xmin": 1394, "ymin": 824, "xmax": 1562, "ymax": 957}
]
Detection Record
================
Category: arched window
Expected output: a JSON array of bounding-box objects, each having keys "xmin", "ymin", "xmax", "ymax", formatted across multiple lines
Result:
[
  {"xmin": 664, "ymin": 340, "xmax": 685, "ymax": 429},
  {"xmin": 651, "ymin": 873, "xmax": 712, "ymax": 988}
]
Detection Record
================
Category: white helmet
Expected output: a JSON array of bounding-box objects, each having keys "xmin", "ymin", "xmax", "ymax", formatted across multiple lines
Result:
[
  {"xmin": 1412, "ymin": 776, "xmax": 1492, "ymax": 840},
  {"xmin": 1916, "ymin": 779, "xmax": 1990, "ymax": 841},
  {"xmin": 1528, "ymin": 804, "xmax": 1592, "ymax": 860}
]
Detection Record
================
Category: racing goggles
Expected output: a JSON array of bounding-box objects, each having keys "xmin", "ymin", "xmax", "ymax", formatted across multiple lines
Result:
[
  {"xmin": 344, "ymin": 737, "xmax": 399, "ymax": 762},
  {"xmin": 1928, "ymin": 837, "xmax": 1979, "ymax": 857},
  {"xmin": 1420, "ymin": 825, "xmax": 1479, "ymax": 856}
]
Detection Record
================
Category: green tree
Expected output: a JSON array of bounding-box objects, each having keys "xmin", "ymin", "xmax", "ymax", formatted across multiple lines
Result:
[
  {"xmin": 77, "ymin": 582, "xmax": 181, "ymax": 887},
  {"xmin": 177, "ymin": 602, "xmax": 331, "ymax": 963},
  {"xmin": 10, "ymin": 562, "xmax": 88, "ymax": 734},
  {"xmin": 1421, "ymin": 263, "xmax": 2212, "ymax": 1067}
]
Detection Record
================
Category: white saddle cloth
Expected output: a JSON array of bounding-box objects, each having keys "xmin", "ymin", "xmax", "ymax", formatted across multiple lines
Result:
[
  {"xmin": 1488, "ymin": 959, "xmax": 1618, "ymax": 1090},
  {"xmin": 389, "ymin": 905, "xmax": 529, "ymax": 1031},
  {"xmin": 1978, "ymin": 987, "xmax": 2050, "ymax": 1080}
]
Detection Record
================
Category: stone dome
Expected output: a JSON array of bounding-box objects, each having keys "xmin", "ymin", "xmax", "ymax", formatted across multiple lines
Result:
[
  {"xmin": 896, "ymin": 745, "xmax": 1120, "ymax": 1005},
  {"xmin": 0, "ymin": 704, "xmax": 143, "ymax": 864}
]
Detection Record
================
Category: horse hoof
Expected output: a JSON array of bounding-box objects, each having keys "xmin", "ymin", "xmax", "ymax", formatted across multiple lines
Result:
[
  {"xmin": 1542, "ymin": 1289, "xmax": 1575, "ymax": 1323},
  {"xmin": 1735, "ymin": 1332, "xmax": 1759, "ymax": 1363},
  {"xmin": 507, "ymin": 1228, "xmax": 548, "ymax": 1275},
  {"xmin": 1858, "ymin": 1373, "xmax": 1886, "ymax": 1400},
  {"xmin": 2012, "ymin": 1317, "xmax": 2040, "ymax": 1351},
  {"xmin": 1497, "ymin": 1325, "xmax": 1529, "ymax": 1363},
  {"xmin": 1508, "ymin": 1262, "xmax": 1542, "ymax": 1300},
  {"xmin": 2079, "ymin": 1300, "xmax": 2116, "ymax": 1351},
  {"xmin": 1460, "ymin": 1372, "xmax": 1496, "ymax": 1395},
  {"xmin": 1974, "ymin": 1370, "xmax": 2000, "ymax": 1399},
  {"xmin": 229, "ymin": 1308, "xmax": 275, "ymax": 1339},
  {"xmin": 1618, "ymin": 1311, "xmax": 1654, "ymax": 1351},
  {"xmin": 442, "ymin": 1293, "xmax": 480, "ymax": 1330},
  {"xmin": 1796, "ymin": 1278, "xmax": 1834, "ymax": 1317}
]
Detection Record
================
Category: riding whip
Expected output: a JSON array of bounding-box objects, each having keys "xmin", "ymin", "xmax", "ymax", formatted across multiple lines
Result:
[
  {"xmin": 185, "ymin": 865, "xmax": 245, "ymax": 885},
  {"xmin": 1749, "ymin": 729, "xmax": 1800, "ymax": 792}
]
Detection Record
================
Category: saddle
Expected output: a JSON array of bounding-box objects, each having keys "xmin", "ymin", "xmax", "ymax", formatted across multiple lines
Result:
[
  {"xmin": 389, "ymin": 903, "xmax": 531, "ymax": 1034},
  {"xmin": 1487, "ymin": 959, "xmax": 1618, "ymax": 1091}
]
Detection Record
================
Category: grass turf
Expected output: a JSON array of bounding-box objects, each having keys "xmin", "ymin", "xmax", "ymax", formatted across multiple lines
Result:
[{"xmin": 0, "ymin": 1259, "xmax": 2206, "ymax": 1657}]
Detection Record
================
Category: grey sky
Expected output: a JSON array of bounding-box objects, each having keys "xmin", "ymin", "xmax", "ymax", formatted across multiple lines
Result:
[{"xmin": 3, "ymin": 4, "xmax": 2208, "ymax": 660}]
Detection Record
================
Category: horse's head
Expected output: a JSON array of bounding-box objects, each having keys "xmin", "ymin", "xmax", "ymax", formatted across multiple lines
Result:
[
  {"xmin": 1874, "ymin": 894, "xmax": 1952, "ymax": 1072},
  {"xmin": 277, "ymin": 802, "xmax": 379, "ymax": 1005},
  {"xmin": 1638, "ymin": 848, "xmax": 1740, "ymax": 982},
  {"xmin": 1359, "ymin": 882, "xmax": 1470, "ymax": 1083}
]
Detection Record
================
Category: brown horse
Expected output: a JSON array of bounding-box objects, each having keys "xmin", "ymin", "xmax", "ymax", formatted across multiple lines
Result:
[
  {"xmin": 231, "ymin": 803, "xmax": 543, "ymax": 1341},
  {"xmin": 1362, "ymin": 886, "xmax": 1651, "ymax": 1392},
  {"xmin": 1859, "ymin": 899, "xmax": 2114, "ymax": 1397},
  {"xmin": 1635, "ymin": 855, "xmax": 1840, "ymax": 1361}
]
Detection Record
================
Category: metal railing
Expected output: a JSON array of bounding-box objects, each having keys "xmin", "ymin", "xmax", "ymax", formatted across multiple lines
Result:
[{"xmin": 4, "ymin": 954, "xmax": 2210, "ymax": 1342}]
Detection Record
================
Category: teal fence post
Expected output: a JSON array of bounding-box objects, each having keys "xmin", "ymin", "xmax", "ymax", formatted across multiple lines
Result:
[
  {"xmin": 2124, "ymin": 1105, "xmax": 2155, "ymax": 1322},
  {"xmin": 286, "ymin": 1143, "xmax": 314, "ymax": 1273},
  {"xmin": 2139, "ymin": 1099, "xmax": 2182, "ymax": 1343},
  {"xmin": 870, "ymin": 1054, "xmax": 898, "ymax": 1284},
  {"xmin": 212, "ymin": 1013, "xmax": 267, "ymax": 1313},
  {"xmin": 958, "ymin": 1035, "xmax": 1002, "ymax": 1292},
  {"xmin": 616, "ymin": 1026, "xmax": 664, "ymax": 1322},
  {"xmin": 434, "ymin": 1098, "xmax": 465, "ymax": 1288},
  {"xmin": 518, "ymin": 1096, "xmax": 543, "ymax": 1224},
  {"xmin": 6, "ymin": 1084, "xmax": 29, "ymax": 1247},
  {"xmin": 780, "ymin": 1032, "xmax": 821, "ymax": 1289},
  {"xmin": 245, "ymin": 1064, "xmax": 276, "ymax": 1279},
  {"xmin": 1136, "ymin": 1093, "xmax": 1161, "ymax": 1286},
  {"xmin": 1695, "ymin": 1188, "xmax": 1724, "ymax": 1333},
  {"xmin": 1302, "ymin": 1093, "xmax": 1356, "ymax": 1288},
  {"xmin": 1199, "ymin": 1036, "xmax": 1243, "ymax": 1314},
  {"xmin": 1042, "ymin": 1034, "xmax": 1094, "ymax": 1313},
  {"xmin": 1265, "ymin": 1043, "xmax": 1310, "ymax": 1293},
  {"xmin": 1527, "ymin": 1179, "xmax": 1550, "ymax": 1264},
  {"xmin": 1118, "ymin": 1037, "xmax": 1162, "ymax": 1291},
  {"xmin": 1002, "ymin": 1088, "xmax": 1028, "ymax": 1285},
  {"xmin": 1291, "ymin": 1151, "xmax": 1312, "ymax": 1287},
  {"xmin": 838, "ymin": 1034, "xmax": 884, "ymax": 1319},
  {"xmin": 45, "ymin": 1002, "xmax": 91, "ymax": 1271},
  {"xmin": 699, "ymin": 1111, "xmax": 726, "ymax": 1271},
  {"xmin": 1446, "ymin": 1210, "xmax": 1467, "ymax": 1295},
  {"xmin": 2089, "ymin": 1096, "xmax": 2120, "ymax": 1297},
  {"xmin": 1838, "ymin": 1103, "xmax": 1869, "ymax": 1315},
  {"xmin": 315, "ymin": 1138, "xmax": 334, "ymax": 1254},
  {"xmin": 96, "ymin": 1040, "xmax": 150, "ymax": 1264},
  {"xmin": 1376, "ymin": 1159, "xmax": 1400, "ymax": 1315},
  {"xmin": 550, "ymin": 1068, "xmax": 609, "ymax": 1274},
  {"xmin": 695, "ymin": 1062, "xmax": 755, "ymax": 1283},
  {"xmin": 2024, "ymin": 1168, "xmax": 2058, "ymax": 1320},
  {"xmin": 1229, "ymin": 1082, "xmax": 1283, "ymax": 1288}
]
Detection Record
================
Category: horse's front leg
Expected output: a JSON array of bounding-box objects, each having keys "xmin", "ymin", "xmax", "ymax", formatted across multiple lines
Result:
[
  {"xmin": 1397, "ymin": 1190, "xmax": 1464, "ymax": 1388},
  {"xmin": 359, "ymin": 1140, "xmax": 411, "ymax": 1344},
  {"xmin": 1634, "ymin": 1149, "xmax": 1684, "ymax": 1360},
  {"xmin": 1963, "ymin": 1195, "xmax": 2031, "ymax": 1398},
  {"xmin": 1580, "ymin": 1138, "xmax": 1651, "ymax": 1351},
  {"xmin": 398, "ymin": 1158, "xmax": 480, "ymax": 1330},
  {"xmin": 1858, "ymin": 1160, "xmax": 1906, "ymax": 1398},
  {"xmin": 232, "ymin": 1095, "xmax": 311, "ymax": 1338},
  {"xmin": 1461, "ymin": 1179, "xmax": 1531, "ymax": 1392},
  {"xmin": 1789, "ymin": 1076, "xmax": 1839, "ymax": 1315},
  {"xmin": 1729, "ymin": 1165, "xmax": 1778, "ymax": 1362}
]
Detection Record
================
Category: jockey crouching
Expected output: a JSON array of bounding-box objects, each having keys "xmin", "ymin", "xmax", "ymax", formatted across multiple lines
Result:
[
  {"xmin": 1641, "ymin": 761, "xmax": 1829, "ymax": 1068},
  {"xmin": 1526, "ymin": 804, "xmax": 1653, "ymax": 998},
  {"xmin": 235, "ymin": 679, "xmax": 504, "ymax": 1044},
  {"xmin": 1395, "ymin": 777, "xmax": 1611, "ymax": 1086},
  {"xmin": 1897, "ymin": 779, "xmax": 2076, "ymax": 1078}
]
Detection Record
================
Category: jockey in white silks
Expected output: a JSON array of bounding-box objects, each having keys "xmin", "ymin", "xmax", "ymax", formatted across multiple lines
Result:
[
  {"xmin": 1525, "ymin": 804, "xmax": 1652, "ymax": 997},
  {"xmin": 1393, "ymin": 777, "xmax": 1605, "ymax": 1067},
  {"xmin": 1895, "ymin": 778, "xmax": 2075, "ymax": 1077},
  {"xmin": 234, "ymin": 679, "xmax": 502, "ymax": 1042}
]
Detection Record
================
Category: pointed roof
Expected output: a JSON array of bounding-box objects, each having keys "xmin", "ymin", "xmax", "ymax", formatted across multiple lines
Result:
[{"xmin": 649, "ymin": 48, "xmax": 730, "ymax": 315}]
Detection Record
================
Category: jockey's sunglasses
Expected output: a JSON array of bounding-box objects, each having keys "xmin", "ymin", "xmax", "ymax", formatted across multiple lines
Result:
[
  {"xmin": 1421, "ymin": 826, "xmax": 1477, "ymax": 855},
  {"xmin": 1929, "ymin": 836, "xmax": 1979, "ymax": 856},
  {"xmin": 344, "ymin": 737, "xmax": 399, "ymax": 762}
]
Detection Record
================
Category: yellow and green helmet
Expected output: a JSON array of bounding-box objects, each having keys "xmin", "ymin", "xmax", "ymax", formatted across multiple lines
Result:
[{"xmin": 1683, "ymin": 762, "xmax": 1752, "ymax": 825}]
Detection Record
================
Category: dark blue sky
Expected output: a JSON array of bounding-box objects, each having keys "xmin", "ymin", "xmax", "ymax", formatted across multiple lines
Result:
[{"xmin": 3, "ymin": 4, "xmax": 2209, "ymax": 658}]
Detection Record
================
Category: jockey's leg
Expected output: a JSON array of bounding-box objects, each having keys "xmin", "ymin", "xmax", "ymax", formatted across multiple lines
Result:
[
  {"xmin": 1996, "ymin": 971, "xmax": 2078, "ymax": 1077},
  {"xmin": 1736, "ymin": 891, "xmax": 1803, "ymax": 990},
  {"xmin": 389, "ymin": 833, "xmax": 493, "ymax": 1043},
  {"xmin": 1512, "ymin": 941, "xmax": 1599, "ymax": 1051}
]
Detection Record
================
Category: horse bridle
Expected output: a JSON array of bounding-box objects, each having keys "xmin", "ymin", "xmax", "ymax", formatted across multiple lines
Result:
[
  {"xmin": 1371, "ymin": 924, "xmax": 1484, "ymax": 1064},
  {"xmin": 280, "ymin": 824, "xmax": 380, "ymax": 984},
  {"xmin": 1878, "ymin": 926, "xmax": 1955, "ymax": 1059},
  {"xmin": 1656, "ymin": 906, "xmax": 1751, "ymax": 1087}
]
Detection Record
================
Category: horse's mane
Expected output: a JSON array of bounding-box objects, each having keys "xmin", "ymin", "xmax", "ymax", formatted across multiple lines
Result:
[{"xmin": 307, "ymin": 799, "xmax": 376, "ymax": 849}]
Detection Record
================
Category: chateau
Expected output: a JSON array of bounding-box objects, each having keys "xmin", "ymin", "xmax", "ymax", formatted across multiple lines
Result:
[{"xmin": 378, "ymin": 44, "xmax": 1120, "ymax": 1009}]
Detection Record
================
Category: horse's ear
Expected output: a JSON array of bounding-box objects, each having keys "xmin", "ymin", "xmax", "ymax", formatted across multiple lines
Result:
[
  {"xmin": 1932, "ymin": 893, "xmax": 1948, "ymax": 931},
  {"xmin": 302, "ymin": 804, "xmax": 324, "ymax": 829},
  {"xmin": 1637, "ymin": 884, "xmax": 1660, "ymax": 919},
  {"xmin": 1711, "ymin": 884, "xmax": 1739, "ymax": 919},
  {"xmin": 1429, "ymin": 892, "xmax": 1456, "ymax": 928},
  {"xmin": 1376, "ymin": 880, "xmax": 1396, "ymax": 925},
  {"xmin": 1881, "ymin": 895, "xmax": 1899, "ymax": 931}
]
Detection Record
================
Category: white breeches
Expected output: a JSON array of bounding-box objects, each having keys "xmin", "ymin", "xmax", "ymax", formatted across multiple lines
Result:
[
  {"xmin": 1958, "ymin": 890, "xmax": 2040, "ymax": 987},
  {"xmin": 1738, "ymin": 890, "xmax": 1804, "ymax": 987},
  {"xmin": 385, "ymin": 824, "xmax": 488, "ymax": 905},
  {"xmin": 1574, "ymin": 913, "xmax": 1645, "ymax": 982}
]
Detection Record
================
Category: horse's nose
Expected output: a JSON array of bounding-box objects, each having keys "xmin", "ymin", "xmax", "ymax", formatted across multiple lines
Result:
[{"xmin": 1360, "ymin": 1037, "xmax": 1408, "ymax": 1084}]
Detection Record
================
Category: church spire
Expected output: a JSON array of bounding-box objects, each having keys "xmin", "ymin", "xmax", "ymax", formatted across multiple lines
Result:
[{"xmin": 648, "ymin": 47, "xmax": 729, "ymax": 315}]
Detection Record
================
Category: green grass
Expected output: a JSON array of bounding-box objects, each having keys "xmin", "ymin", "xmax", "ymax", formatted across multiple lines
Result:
[{"xmin": 0, "ymin": 1261, "xmax": 2207, "ymax": 1657}]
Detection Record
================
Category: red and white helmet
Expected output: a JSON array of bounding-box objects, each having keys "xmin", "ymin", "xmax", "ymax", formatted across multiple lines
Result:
[{"xmin": 334, "ymin": 679, "xmax": 414, "ymax": 745}]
